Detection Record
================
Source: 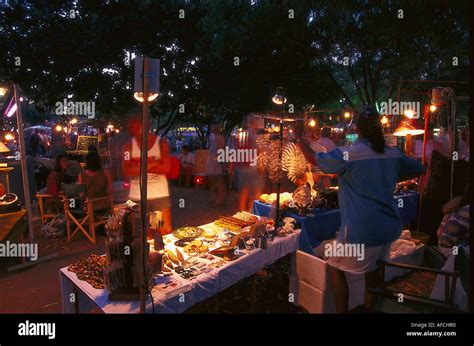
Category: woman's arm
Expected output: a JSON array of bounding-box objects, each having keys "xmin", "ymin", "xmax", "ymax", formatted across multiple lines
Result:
[
  {"xmin": 149, "ymin": 139, "xmax": 171, "ymax": 175},
  {"xmin": 122, "ymin": 143, "xmax": 141, "ymax": 177},
  {"xmin": 398, "ymin": 153, "xmax": 426, "ymax": 181}
]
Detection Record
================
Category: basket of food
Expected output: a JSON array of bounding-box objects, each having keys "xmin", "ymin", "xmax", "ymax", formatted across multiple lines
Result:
[{"xmin": 173, "ymin": 226, "xmax": 204, "ymax": 239}]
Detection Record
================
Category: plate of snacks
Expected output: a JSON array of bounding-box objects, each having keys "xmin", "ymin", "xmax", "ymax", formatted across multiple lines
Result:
[
  {"xmin": 233, "ymin": 211, "xmax": 258, "ymax": 224},
  {"xmin": 183, "ymin": 240, "xmax": 209, "ymax": 256},
  {"xmin": 202, "ymin": 228, "xmax": 218, "ymax": 239},
  {"xmin": 173, "ymin": 226, "xmax": 204, "ymax": 239}
]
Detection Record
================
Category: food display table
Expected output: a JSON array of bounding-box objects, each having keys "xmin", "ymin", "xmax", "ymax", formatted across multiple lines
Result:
[
  {"xmin": 252, "ymin": 192, "xmax": 419, "ymax": 254},
  {"xmin": 59, "ymin": 228, "xmax": 300, "ymax": 313}
]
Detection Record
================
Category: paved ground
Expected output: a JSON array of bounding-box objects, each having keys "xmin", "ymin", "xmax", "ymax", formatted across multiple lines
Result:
[{"xmin": 0, "ymin": 184, "xmax": 302, "ymax": 313}]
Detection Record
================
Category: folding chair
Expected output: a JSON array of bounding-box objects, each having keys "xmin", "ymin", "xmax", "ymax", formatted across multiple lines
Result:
[
  {"xmin": 62, "ymin": 183, "xmax": 114, "ymax": 244},
  {"xmin": 368, "ymin": 257, "xmax": 463, "ymax": 313},
  {"xmin": 35, "ymin": 193, "xmax": 61, "ymax": 225}
]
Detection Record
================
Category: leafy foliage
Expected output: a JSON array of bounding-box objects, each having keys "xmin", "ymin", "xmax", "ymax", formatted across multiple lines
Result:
[{"xmin": 0, "ymin": 0, "xmax": 469, "ymax": 136}]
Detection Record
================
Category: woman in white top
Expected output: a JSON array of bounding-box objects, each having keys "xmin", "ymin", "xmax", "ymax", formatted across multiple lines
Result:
[{"xmin": 123, "ymin": 116, "xmax": 172, "ymax": 235}]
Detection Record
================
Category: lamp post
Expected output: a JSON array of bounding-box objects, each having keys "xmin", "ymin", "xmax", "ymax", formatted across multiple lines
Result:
[
  {"xmin": 272, "ymin": 87, "xmax": 287, "ymax": 227},
  {"xmin": 134, "ymin": 56, "xmax": 160, "ymax": 313},
  {"xmin": 13, "ymin": 84, "xmax": 35, "ymax": 243}
]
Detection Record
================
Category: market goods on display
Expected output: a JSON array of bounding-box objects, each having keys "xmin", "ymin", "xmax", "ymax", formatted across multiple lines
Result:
[
  {"xmin": 68, "ymin": 254, "xmax": 107, "ymax": 289},
  {"xmin": 292, "ymin": 184, "xmax": 313, "ymax": 207},
  {"xmin": 395, "ymin": 179, "xmax": 419, "ymax": 194},
  {"xmin": 268, "ymin": 140, "xmax": 283, "ymax": 182},
  {"xmin": 173, "ymin": 226, "xmax": 204, "ymax": 239},
  {"xmin": 313, "ymin": 187, "xmax": 339, "ymax": 209},
  {"xmin": 282, "ymin": 142, "xmax": 308, "ymax": 182},
  {"xmin": 258, "ymin": 192, "xmax": 292, "ymax": 206},
  {"xmin": 214, "ymin": 214, "xmax": 255, "ymax": 233},
  {"xmin": 183, "ymin": 240, "xmax": 209, "ymax": 255},
  {"xmin": 233, "ymin": 211, "xmax": 259, "ymax": 224},
  {"xmin": 103, "ymin": 209, "xmax": 153, "ymax": 298},
  {"xmin": 256, "ymin": 132, "xmax": 271, "ymax": 173},
  {"xmin": 258, "ymin": 185, "xmax": 339, "ymax": 215}
]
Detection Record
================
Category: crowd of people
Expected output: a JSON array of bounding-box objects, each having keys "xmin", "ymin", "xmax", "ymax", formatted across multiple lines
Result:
[{"xmin": 6, "ymin": 109, "xmax": 470, "ymax": 286}]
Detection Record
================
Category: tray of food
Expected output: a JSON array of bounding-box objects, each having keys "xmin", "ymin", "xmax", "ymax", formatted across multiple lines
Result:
[
  {"xmin": 232, "ymin": 211, "xmax": 258, "ymax": 224},
  {"xmin": 173, "ymin": 226, "xmax": 204, "ymax": 239},
  {"xmin": 214, "ymin": 214, "xmax": 258, "ymax": 231}
]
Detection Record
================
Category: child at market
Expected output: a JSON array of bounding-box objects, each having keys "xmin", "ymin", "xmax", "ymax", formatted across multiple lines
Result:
[{"xmin": 296, "ymin": 106, "xmax": 426, "ymax": 313}]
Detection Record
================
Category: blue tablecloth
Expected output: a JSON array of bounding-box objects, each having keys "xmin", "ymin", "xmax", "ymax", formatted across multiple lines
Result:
[{"xmin": 252, "ymin": 192, "xmax": 419, "ymax": 254}]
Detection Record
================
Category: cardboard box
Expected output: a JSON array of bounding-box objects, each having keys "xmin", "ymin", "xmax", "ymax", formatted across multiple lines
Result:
[{"xmin": 294, "ymin": 244, "xmax": 425, "ymax": 313}]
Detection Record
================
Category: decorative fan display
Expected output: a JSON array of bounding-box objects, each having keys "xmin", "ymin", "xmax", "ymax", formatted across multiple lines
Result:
[{"xmin": 282, "ymin": 142, "xmax": 307, "ymax": 182}]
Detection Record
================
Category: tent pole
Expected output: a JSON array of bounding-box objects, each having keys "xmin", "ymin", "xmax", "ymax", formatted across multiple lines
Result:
[
  {"xmin": 139, "ymin": 57, "xmax": 150, "ymax": 313},
  {"xmin": 13, "ymin": 84, "xmax": 34, "ymax": 243}
]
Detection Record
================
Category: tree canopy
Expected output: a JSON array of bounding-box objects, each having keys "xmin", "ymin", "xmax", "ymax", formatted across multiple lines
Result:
[{"xmin": 0, "ymin": 0, "xmax": 469, "ymax": 135}]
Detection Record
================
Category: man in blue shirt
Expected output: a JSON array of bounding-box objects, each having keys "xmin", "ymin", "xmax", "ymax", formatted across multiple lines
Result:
[{"xmin": 297, "ymin": 107, "xmax": 425, "ymax": 312}]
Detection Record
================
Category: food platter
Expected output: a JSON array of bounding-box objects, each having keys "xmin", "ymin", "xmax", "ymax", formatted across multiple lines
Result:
[{"xmin": 173, "ymin": 226, "xmax": 204, "ymax": 239}]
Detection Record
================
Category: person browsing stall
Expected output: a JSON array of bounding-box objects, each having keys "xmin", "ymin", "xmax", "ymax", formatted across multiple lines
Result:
[
  {"xmin": 296, "ymin": 106, "xmax": 425, "ymax": 313},
  {"xmin": 78, "ymin": 151, "xmax": 113, "ymax": 212},
  {"xmin": 46, "ymin": 154, "xmax": 74, "ymax": 196}
]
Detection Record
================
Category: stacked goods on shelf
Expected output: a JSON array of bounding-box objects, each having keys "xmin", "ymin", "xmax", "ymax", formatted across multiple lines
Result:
[{"xmin": 103, "ymin": 208, "xmax": 152, "ymax": 300}]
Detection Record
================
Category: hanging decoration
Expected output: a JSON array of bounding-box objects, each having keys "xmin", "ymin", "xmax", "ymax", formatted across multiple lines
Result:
[{"xmin": 281, "ymin": 142, "xmax": 307, "ymax": 182}]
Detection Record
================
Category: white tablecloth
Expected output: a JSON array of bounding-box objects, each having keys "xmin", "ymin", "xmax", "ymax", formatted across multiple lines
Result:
[{"xmin": 60, "ymin": 230, "xmax": 300, "ymax": 313}]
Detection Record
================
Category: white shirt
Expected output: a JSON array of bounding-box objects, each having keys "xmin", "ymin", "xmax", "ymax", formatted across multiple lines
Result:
[{"xmin": 129, "ymin": 137, "xmax": 169, "ymax": 200}]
